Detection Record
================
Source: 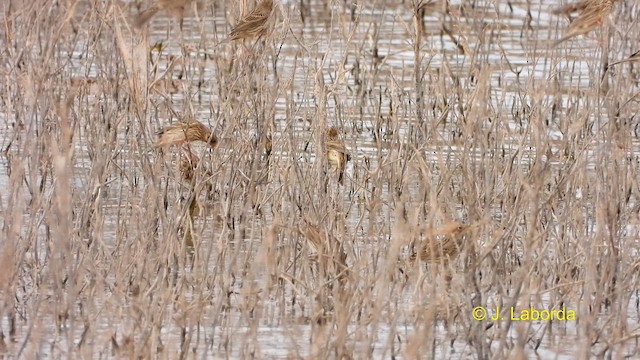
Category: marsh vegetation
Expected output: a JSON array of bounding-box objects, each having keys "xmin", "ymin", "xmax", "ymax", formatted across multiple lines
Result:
[{"xmin": 1, "ymin": 0, "xmax": 640, "ymax": 358}]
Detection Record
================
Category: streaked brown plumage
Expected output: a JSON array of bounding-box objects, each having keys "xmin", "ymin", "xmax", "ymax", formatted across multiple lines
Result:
[
  {"xmin": 325, "ymin": 127, "xmax": 350, "ymax": 185},
  {"xmin": 155, "ymin": 120, "xmax": 218, "ymax": 149},
  {"xmin": 133, "ymin": 0, "xmax": 192, "ymax": 29},
  {"xmin": 263, "ymin": 133, "xmax": 272, "ymax": 158},
  {"xmin": 410, "ymin": 222, "xmax": 472, "ymax": 263},
  {"xmin": 553, "ymin": 0, "xmax": 617, "ymax": 47},
  {"xmin": 178, "ymin": 150, "xmax": 199, "ymax": 182},
  {"xmin": 178, "ymin": 150, "xmax": 213, "ymax": 193},
  {"xmin": 228, "ymin": 0, "xmax": 274, "ymax": 41}
]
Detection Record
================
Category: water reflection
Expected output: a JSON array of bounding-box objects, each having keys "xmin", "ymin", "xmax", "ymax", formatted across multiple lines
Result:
[{"xmin": 1, "ymin": 0, "xmax": 639, "ymax": 358}]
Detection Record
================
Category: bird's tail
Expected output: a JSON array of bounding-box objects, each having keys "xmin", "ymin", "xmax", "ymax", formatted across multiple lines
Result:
[
  {"xmin": 551, "ymin": 1, "xmax": 588, "ymax": 15},
  {"xmin": 553, "ymin": 34, "xmax": 573, "ymax": 48}
]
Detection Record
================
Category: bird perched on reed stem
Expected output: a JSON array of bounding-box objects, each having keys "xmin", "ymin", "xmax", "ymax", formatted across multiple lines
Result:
[
  {"xmin": 325, "ymin": 127, "xmax": 351, "ymax": 185},
  {"xmin": 229, "ymin": 0, "xmax": 274, "ymax": 41},
  {"xmin": 133, "ymin": 0, "xmax": 192, "ymax": 29},
  {"xmin": 179, "ymin": 150, "xmax": 199, "ymax": 182},
  {"xmin": 552, "ymin": 0, "xmax": 618, "ymax": 47},
  {"xmin": 216, "ymin": 0, "xmax": 274, "ymax": 50},
  {"xmin": 178, "ymin": 149, "xmax": 214, "ymax": 191},
  {"xmin": 263, "ymin": 133, "xmax": 272, "ymax": 158},
  {"xmin": 155, "ymin": 120, "xmax": 218, "ymax": 149},
  {"xmin": 410, "ymin": 222, "xmax": 473, "ymax": 264}
]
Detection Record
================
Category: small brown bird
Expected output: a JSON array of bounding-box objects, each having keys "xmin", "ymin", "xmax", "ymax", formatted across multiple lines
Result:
[
  {"xmin": 325, "ymin": 127, "xmax": 351, "ymax": 185},
  {"xmin": 228, "ymin": 0, "xmax": 274, "ymax": 42},
  {"xmin": 263, "ymin": 133, "xmax": 272, "ymax": 158},
  {"xmin": 133, "ymin": 0, "xmax": 192, "ymax": 29},
  {"xmin": 553, "ymin": 0, "xmax": 618, "ymax": 47},
  {"xmin": 178, "ymin": 149, "xmax": 199, "ymax": 182},
  {"xmin": 410, "ymin": 222, "xmax": 473, "ymax": 264},
  {"xmin": 178, "ymin": 149, "xmax": 214, "ymax": 192},
  {"xmin": 155, "ymin": 120, "xmax": 218, "ymax": 149}
]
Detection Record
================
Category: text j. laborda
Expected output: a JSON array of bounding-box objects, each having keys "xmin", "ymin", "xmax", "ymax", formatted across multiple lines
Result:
[{"xmin": 472, "ymin": 306, "xmax": 576, "ymax": 321}]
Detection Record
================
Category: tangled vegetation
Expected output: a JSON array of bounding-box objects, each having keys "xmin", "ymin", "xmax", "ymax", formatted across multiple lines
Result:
[{"xmin": 1, "ymin": 0, "xmax": 639, "ymax": 358}]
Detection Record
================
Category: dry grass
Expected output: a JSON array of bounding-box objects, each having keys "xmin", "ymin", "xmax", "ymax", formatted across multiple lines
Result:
[{"xmin": 1, "ymin": 0, "xmax": 640, "ymax": 358}]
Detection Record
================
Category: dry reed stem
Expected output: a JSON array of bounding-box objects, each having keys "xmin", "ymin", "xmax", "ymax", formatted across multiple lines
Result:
[
  {"xmin": 0, "ymin": 0, "xmax": 639, "ymax": 358},
  {"xmin": 132, "ymin": 0, "xmax": 192, "ymax": 29},
  {"xmin": 553, "ymin": 0, "xmax": 618, "ymax": 46}
]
